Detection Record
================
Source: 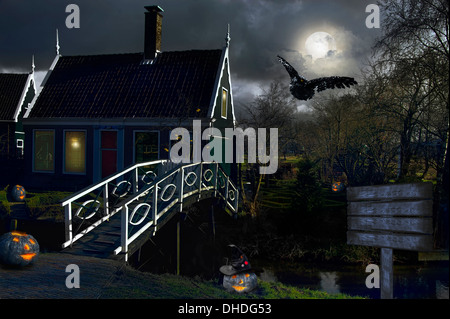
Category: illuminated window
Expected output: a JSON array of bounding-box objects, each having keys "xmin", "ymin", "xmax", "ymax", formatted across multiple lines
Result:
[
  {"xmin": 64, "ymin": 131, "xmax": 86, "ymax": 174},
  {"xmin": 34, "ymin": 130, "xmax": 54, "ymax": 172},
  {"xmin": 221, "ymin": 88, "xmax": 228, "ymax": 118},
  {"xmin": 134, "ymin": 131, "xmax": 159, "ymax": 163}
]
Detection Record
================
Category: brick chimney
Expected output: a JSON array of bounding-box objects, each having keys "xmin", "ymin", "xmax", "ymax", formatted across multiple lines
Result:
[{"xmin": 144, "ymin": 5, "xmax": 164, "ymax": 60}]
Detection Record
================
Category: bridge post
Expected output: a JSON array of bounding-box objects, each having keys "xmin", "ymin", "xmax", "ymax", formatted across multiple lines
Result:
[
  {"xmin": 178, "ymin": 167, "xmax": 184, "ymax": 212},
  {"xmin": 132, "ymin": 167, "xmax": 139, "ymax": 194},
  {"xmin": 103, "ymin": 183, "xmax": 109, "ymax": 217},
  {"xmin": 214, "ymin": 162, "xmax": 219, "ymax": 197},
  {"xmin": 64, "ymin": 202, "xmax": 73, "ymax": 245},
  {"xmin": 234, "ymin": 188, "xmax": 239, "ymax": 213},
  {"xmin": 198, "ymin": 162, "xmax": 203, "ymax": 200},
  {"xmin": 121, "ymin": 204, "xmax": 129, "ymax": 261},
  {"xmin": 225, "ymin": 176, "xmax": 229, "ymax": 202},
  {"xmin": 152, "ymin": 183, "xmax": 159, "ymax": 233}
]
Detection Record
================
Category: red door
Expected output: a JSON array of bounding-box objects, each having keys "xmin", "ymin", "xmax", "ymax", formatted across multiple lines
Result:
[{"xmin": 101, "ymin": 131, "xmax": 117, "ymax": 178}]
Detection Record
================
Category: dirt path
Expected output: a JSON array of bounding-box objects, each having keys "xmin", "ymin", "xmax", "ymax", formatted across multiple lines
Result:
[{"xmin": 0, "ymin": 252, "xmax": 123, "ymax": 299}]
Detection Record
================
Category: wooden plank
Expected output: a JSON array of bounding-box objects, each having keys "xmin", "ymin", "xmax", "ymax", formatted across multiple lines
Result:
[
  {"xmin": 381, "ymin": 248, "xmax": 393, "ymax": 299},
  {"xmin": 418, "ymin": 251, "xmax": 449, "ymax": 261},
  {"xmin": 347, "ymin": 231, "xmax": 433, "ymax": 251},
  {"xmin": 348, "ymin": 200, "xmax": 432, "ymax": 217},
  {"xmin": 348, "ymin": 216, "xmax": 433, "ymax": 234},
  {"xmin": 347, "ymin": 183, "xmax": 433, "ymax": 202}
]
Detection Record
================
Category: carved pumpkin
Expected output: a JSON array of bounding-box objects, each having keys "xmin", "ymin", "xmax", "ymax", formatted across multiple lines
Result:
[
  {"xmin": 0, "ymin": 231, "xmax": 39, "ymax": 266},
  {"xmin": 331, "ymin": 182, "xmax": 344, "ymax": 192},
  {"xmin": 219, "ymin": 244, "xmax": 257, "ymax": 293},
  {"xmin": 223, "ymin": 272, "xmax": 258, "ymax": 293},
  {"xmin": 11, "ymin": 185, "xmax": 26, "ymax": 202}
]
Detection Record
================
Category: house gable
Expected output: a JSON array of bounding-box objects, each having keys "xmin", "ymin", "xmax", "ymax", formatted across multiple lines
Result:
[
  {"xmin": 0, "ymin": 72, "xmax": 35, "ymax": 159},
  {"xmin": 208, "ymin": 47, "xmax": 235, "ymax": 129}
]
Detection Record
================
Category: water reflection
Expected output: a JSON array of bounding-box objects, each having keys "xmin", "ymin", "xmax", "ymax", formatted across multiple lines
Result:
[
  {"xmin": 319, "ymin": 272, "xmax": 340, "ymax": 295},
  {"xmin": 259, "ymin": 268, "xmax": 277, "ymax": 283},
  {"xmin": 436, "ymin": 280, "xmax": 449, "ymax": 299},
  {"xmin": 255, "ymin": 261, "xmax": 448, "ymax": 299}
]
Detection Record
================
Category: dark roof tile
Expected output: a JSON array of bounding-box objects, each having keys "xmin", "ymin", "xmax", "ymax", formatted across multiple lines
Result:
[
  {"xmin": 0, "ymin": 73, "xmax": 30, "ymax": 121},
  {"xmin": 29, "ymin": 50, "xmax": 223, "ymax": 119}
]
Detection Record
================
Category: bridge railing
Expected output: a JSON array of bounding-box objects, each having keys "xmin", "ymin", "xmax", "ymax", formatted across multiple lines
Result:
[
  {"xmin": 60, "ymin": 160, "xmax": 239, "ymax": 254},
  {"xmin": 114, "ymin": 161, "xmax": 239, "ymax": 257},
  {"xmin": 60, "ymin": 160, "xmax": 175, "ymax": 248}
]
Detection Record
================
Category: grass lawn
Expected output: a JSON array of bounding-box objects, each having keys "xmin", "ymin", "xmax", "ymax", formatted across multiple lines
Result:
[{"xmin": 99, "ymin": 264, "xmax": 363, "ymax": 299}]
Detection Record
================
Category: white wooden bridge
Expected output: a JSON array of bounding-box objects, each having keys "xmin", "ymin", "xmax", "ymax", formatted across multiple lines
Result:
[{"xmin": 60, "ymin": 160, "xmax": 239, "ymax": 261}]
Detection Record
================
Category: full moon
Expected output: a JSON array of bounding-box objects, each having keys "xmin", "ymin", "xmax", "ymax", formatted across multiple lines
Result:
[{"xmin": 305, "ymin": 32, "xmax": 337, "ymax": 60}]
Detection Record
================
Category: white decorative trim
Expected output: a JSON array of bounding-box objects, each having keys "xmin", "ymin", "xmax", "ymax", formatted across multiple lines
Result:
[
  {"xmin": 24, "ymin": 54, "xmax": 61, "ymax": 119},
  {"xmin": 13, "ymin": 72, "xmax": 35, "ymax": 122},
  {"xmin": 184, "ymin": 171, "xmax": 197, "ymax": 186},
  {"xmin": 129, "ymin": 203, "xmax": 151, "ymax": 226},
  {"xmin": 207, "ymin": 44, "xmax": 236, "ymax": 126},
  {"xmin": 75, "ymin": 200, "xmax": 101, "ymax": 220}
]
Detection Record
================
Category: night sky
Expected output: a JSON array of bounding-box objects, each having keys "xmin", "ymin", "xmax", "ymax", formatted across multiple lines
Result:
[{"xmin": 0, "ymin": 0, "xmax": 383, "ymax": 112}]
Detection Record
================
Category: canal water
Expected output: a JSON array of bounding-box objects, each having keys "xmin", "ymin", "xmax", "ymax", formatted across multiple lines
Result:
[
  {"xmin": 252, "ymin": 259, "xmax": 449, "ymax": 299},
  {"xmin": 123, "ymin": 212, "xmax": 449, "ymax": 299}
]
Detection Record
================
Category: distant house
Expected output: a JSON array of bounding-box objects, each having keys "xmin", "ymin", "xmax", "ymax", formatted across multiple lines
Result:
[
  {"xmin": 0, "ymin": 69, "xmax": 35, "ymax": 160},
  {"xmin": 22, "ymin": 6, "xmax": 236, "ymax": 191}
]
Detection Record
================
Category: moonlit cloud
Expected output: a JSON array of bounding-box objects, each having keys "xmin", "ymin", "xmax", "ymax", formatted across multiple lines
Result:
[{"xmin": 0, "ymin": 0, "xmax": 382, "ymax": 111}]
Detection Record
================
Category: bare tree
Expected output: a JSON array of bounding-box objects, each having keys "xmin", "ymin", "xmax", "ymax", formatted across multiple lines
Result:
[
  {"xmin": 238, "ymin": 81, "xmax": 298, "ymax": 216},
  {"xmin": 374, "ymin": 0, "xmax": 449, "ymax": 248}
]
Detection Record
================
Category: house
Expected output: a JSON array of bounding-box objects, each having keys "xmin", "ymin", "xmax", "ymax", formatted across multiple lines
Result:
[
  {"xmin": 0, "ymin": 65, "xmax": 35, "ymax": 160},
  {"xmin": 22, "ymin": 6, "xmax": 237, "ymax": 191}
]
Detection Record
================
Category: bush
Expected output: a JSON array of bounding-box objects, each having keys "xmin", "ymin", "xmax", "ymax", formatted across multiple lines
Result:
[
  {"xmin": 0, "ymin": 189, "xmax": 11, "ymax": 216},
  {"xmin": 24, "ymin": 191, "xmax": 71, "ymax": 221},
  {"xmin": 292, "ymin": 158, "xmax": 325, "ymax": 213},
  {"xmin": 0, "ymin": 200, "xmax": 11, "ymax": 216}
]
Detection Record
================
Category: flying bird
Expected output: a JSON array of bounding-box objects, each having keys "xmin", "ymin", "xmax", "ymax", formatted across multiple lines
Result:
[{"xmin": 277, "ymin": 55, "xmax": 357, "ymax": 101}]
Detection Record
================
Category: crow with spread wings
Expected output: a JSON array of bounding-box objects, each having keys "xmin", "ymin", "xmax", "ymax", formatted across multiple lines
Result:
[{"xmin": 277, "ymin": 55, "xmax": 357, "ymax": 101}]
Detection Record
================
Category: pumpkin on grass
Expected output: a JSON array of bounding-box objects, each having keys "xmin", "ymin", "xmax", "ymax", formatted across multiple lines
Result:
[
  {"xmin": 0, "ymin": 231, "xmax": 40, "ymax": 267},
  {"xmin": 223, "ymin": 272, "xmax": 258, "ymax": 293},
  {"xmin": 331, "ymin": 182, "xmax": 345, "ymax": 192},
  {"xmin": 219, "ymin": 244, "xmax": 258, "ymax": 293}
]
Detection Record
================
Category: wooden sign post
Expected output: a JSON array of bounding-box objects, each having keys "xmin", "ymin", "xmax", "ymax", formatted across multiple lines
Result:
[{"xmin": 346, "ymin": 183, "xmax": 433, "ymax": 299}]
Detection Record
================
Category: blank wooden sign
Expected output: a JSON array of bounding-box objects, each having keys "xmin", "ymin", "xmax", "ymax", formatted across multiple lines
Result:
[
  {"xmin": 346, "ymin": 182, "xmax": 434, "ymax": 298},
  {"xmin": 347, "ymin": 183, "xmax": 432, "ymax": 202},
  {"xmin": 347, "ymin": 183, "xmax": 433, "ymax": 251}
]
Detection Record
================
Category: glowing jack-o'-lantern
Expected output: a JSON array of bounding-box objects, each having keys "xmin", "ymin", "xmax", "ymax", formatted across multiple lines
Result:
[
  {"xmin": 11, "ymin": 185, "xmax": 26, "ymax": 202},
  {"xmin": 219, "ymin": 244, "xmax": 258, "ymax": 293},
  {"xmin": 331, "ymin": 182, "xmax": 344, "ymax": 192},
  {"xmin": 0, "ymin": 231, "xmax": 39, "ymax": 266},
  {"xmin": 223, "ymin": 272, "xmax": 258, "ymax": 293}
]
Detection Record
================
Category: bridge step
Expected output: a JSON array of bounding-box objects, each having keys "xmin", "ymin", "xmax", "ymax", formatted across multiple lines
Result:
[
  {"xmin": 62, "ymin": 212, "xmax": 123, "ymax": 258},
  {"xmin": 104, "ymin": 232, "xmax": 121, "ymax": 237},
  {"xmin": 82, "ymin": 248, "xmax": 106, "ymax": 254},
  {"xmin": 94, "ymin": 239, "xmax": 117, "ymax": 245}
]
